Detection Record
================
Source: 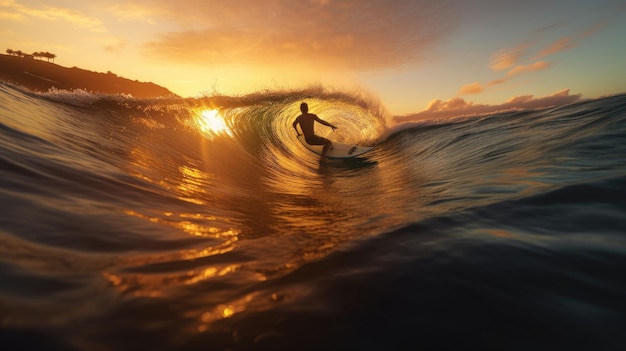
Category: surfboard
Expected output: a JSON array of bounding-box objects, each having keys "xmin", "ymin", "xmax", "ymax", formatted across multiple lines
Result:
[{"xmin": 297, "ymin": 135, "xmax": 374, "ymax": 158}]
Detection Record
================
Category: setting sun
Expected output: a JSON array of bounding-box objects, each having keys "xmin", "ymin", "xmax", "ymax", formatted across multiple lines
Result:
[
  {"xmin": 1, "ymin": 1, "xmax": 626, "ymax": 350},
  {"xmin": 198, "ymin": 109, "xmax": 232, "ymax": 138}
]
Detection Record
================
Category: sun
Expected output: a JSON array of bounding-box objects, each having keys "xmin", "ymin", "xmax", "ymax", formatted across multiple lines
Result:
[{"xmin": 198, "ymin": 109, "xmax": 232, "ymax": 138}]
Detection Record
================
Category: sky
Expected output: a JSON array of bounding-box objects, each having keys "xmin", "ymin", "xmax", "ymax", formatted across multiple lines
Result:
[{"xmin": 2, "ymin": 0, "xmax": 626, "ymax": 116}]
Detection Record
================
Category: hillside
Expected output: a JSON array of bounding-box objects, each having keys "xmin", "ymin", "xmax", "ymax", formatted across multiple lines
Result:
[{"xmin": 0, "ymin": 54, "xmax": 178, "ymax": 98}]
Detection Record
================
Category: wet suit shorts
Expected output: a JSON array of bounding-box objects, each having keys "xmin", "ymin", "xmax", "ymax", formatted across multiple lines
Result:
[{"xmin": 304, "ymin": 135, "xmax": 329, "ymax": 145}]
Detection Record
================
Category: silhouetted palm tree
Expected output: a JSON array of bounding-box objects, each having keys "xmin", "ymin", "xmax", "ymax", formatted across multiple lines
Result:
[
  {"xmin": 41, "ymin": 51, "xmax": 56, "ymax": 62},
  {"xmin": 5, "ymin": 48, "xmax": 56, "ymax": 61}
]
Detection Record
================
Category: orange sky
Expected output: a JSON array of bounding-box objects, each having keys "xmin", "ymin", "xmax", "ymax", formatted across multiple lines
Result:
[{"xmin": 2, "ymin": 0, "xmax": 626, "ymax": 115}]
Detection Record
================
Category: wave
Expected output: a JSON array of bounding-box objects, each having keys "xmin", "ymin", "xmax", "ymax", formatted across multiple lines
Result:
[{"xmin": 2, "ymin": 83, "xmax": 626, "ymax": 350}]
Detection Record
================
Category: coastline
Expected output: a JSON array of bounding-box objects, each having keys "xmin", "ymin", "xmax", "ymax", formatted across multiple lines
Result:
[{"xmin": 0, "ymin": 54, "xmax": 178, "ymax": 98}]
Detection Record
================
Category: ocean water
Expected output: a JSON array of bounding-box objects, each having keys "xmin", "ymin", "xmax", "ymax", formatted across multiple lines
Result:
[{"xmin": 0, "ymin": 83, "xmax": 625, "ymax": 350}]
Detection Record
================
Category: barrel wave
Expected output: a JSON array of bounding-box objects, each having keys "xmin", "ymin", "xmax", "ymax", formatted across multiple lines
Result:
[{"xmin": 1, "ymin": 83, "xmax": 625, "ymax": 350}]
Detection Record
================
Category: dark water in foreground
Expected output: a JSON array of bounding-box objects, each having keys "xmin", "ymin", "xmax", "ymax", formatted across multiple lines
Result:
[{"xmin": 1, "ymin": 84, "xmax": 625, "ymax": 350}]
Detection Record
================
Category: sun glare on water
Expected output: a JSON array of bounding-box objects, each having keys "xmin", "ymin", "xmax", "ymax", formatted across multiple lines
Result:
[{"xmin": 198, "ymin": 109, "xmax": 232, "ymax": 138}]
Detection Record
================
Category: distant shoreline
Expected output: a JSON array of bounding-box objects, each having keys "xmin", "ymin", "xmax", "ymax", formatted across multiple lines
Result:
[{"xmin": 0, "ymin": 54, "xmax": 178, "ymax": 98}]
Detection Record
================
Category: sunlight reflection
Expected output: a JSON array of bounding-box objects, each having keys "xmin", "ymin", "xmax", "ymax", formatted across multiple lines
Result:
[
  {"xmin": 123, "ymin": 210, "xmax": 240, "ymax": 239},
  {"xmin": 107, "ymin": 209, "xmax": 247, "ymax": 296},
  {"xmin": 197, "ymin": 293, "xmax": 260, "ymax": 332},
  {"xmin": 197, "ymin": 109, "xmax": 232, "ymax": 139},
  {"xmin": 175, "ymin": 165, "xmax": 216, "ymax": 205},
  {"xmin": 103, "ymin": 263, "xmax": 241, "ymax": 297},
  {"xmin": 102, "ymin": 239, "xmax": 245, "ymax": 296},
  {"xmin": 186, "ymin": 264, "xmax": 240, "ymax": 285}
]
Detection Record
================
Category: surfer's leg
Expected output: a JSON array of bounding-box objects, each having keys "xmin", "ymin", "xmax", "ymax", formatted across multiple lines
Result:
[
  {"xmin": 321, "ymin": 140, "xmax": 332, "ymax": 157},
  {"xmin": 305, "ymin": 135, "xmax": 325, "ymax": 145},
  {"xmin": 306, "ymin": 135, "xmax": 332, "ymax": 157}
]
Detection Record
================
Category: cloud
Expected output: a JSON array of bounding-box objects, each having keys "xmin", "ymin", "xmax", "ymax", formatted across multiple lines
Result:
[
  {"xmin": 396, "ymin": 89, "xmax": 582, "ymax": 122},
  {"xmin": 487, "ymin": 78, "xmax": 506, "ymax": 86},
  {"xmin": 472, "ymin": 39, "xmax": 553, "ymax": 95},
  {"xmin": 486, "ymin": 62, "xmax": 552, "ymax": 89},
  {"xmin": 458, "ymin": 82, "xmax": 484, "ymax": 95},
  {"xmin": 538, "ymin": 37, "xmax": 576, "ymax": 57},
  {"xmin": 104, "ymin": 39, "xmax": 127, "ymax": 53},
  {"xmin": 0, "ymin": 0, "xmax": 106, "ymax": 32},
  {"xmin": 43, "ymin": 7, "xmax": 106, "ymax": 32},
  {"xmin": 488, "ymin": 45, "xmax": 528, "ymax": 71},
  {"xmin": 489, "ymin": 60, "xmax": 551, "ymax": 87},
  {"xmin": 142, "ymin": 0, "xmax": 458, "ymax": 70},
  {"xmin": 0, "ymin": 10, "xmax": 26, "ymax": 22},
  {"xmin": 479, "ymin": 2, "xmax": 624, "ymax": 95},
  {"xmin": 505, "ymin": 61, "xmax": 551, "ymax": 78},
  {"xmin": 104, "ymin": 2, "xmax": 163, "ymax": 24}
]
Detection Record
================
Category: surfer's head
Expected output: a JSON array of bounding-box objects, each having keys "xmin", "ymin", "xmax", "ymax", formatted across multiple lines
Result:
[{"xmin": 300, "ymin": 102, "xmax": 308, "ymax": 113}]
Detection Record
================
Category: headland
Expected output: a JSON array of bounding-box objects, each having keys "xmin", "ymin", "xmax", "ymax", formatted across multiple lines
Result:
[{"xmin": 0, "ymin": 54, "xmax": 177, "ymax": 98}]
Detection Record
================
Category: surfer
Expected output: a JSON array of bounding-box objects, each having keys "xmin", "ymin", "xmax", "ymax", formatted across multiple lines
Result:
[{"xmin": 293, "ymin": 102, "xmax": 337, "ymax": 157}]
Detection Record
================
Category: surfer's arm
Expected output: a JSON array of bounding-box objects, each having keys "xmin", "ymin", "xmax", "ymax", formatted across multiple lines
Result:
[
  {"xmin": 292, "ymin": 120, "xmax": 300, "ymax": 135},
  {"xmin": 314, "ymin": 116, "xmax": 337, "ymax": 131}
]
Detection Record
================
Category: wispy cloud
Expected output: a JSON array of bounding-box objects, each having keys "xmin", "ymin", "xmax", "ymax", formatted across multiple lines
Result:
[
  {"xmin": 506, "ymin": 61, "xmax": 551, "ymax": 78},
  {"xmin": 488, "ymin": 45, "xmax": 528, "ymax": 71},
  {"xmin": 457, "ymin": 2, "xmax": 626, "ymax": 99},
  {"xmin": 142, "ymin": 0, "xmax": 457, "ymax": 70},
  {"xmin": 458, "ymin": 82, "xmax": 484, "ymax": 95},
  {"xmin": 480, "ymin": 61, "xmax": 551, "ymax": 89},
  {"xmin": 0, "ymin": 0, "xmax": 106, "ymax": 32},
  {"xmin": 458, "ymin": 42, "xmax": 553, "ymax": 95},
  {"xmin": 0, "ymin": 9, "xmax": 26, "ymax": 22},
  {"xmin": 537, "ymin": 37, "xmax": 576, "ymax": 57},
  {"xmin": 104, "ymin": 39, "xmax": 127, "ymax": 53},
  {"xmin": 104, "ymin": 2, "xmax": 163, "ymax": 24}
]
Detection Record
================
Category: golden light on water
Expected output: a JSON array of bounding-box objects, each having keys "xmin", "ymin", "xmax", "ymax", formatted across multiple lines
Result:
[
  {"xmin": 222, "ymin": 306, "xmax": 235, "ymax": 318},
  {"xmin": 198, "ymin": 109, "xmax": 232, "ymax": 138}
]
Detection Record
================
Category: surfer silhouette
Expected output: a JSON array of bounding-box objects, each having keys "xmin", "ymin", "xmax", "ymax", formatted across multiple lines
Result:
[{"xmin": 293, "ymin": 102, "xmax": 337, "ymax": 157}]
